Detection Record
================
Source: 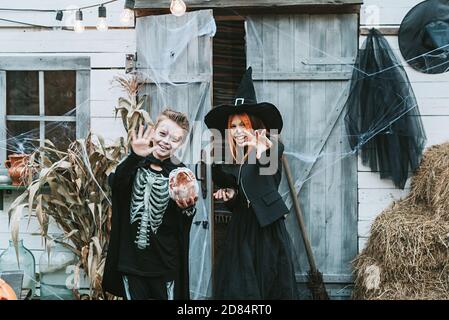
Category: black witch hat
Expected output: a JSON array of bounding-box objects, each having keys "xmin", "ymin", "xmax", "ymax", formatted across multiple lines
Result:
[
  {"xmin": 204, "ymin": 67, "xmax": 283, "ymax": 133},
  {"xmin": 398, "ymin": 0, "xmax": 449, "ymax": 74}
]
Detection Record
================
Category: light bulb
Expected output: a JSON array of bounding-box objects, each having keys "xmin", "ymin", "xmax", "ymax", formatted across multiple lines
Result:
[
  {"xmin": 120, "ymin": 8, "xmax": 134, "ymax": 24},
  {"xmin": 170, "ymin": 0, "xmax": 186, "ymax": 17},
  {"xmin": 74, "ymin": 9, "xmax": 84, "ymax": 33},
  {"xmin": 97, "ymin": 18, "xmax": 108, "ymax": 31},
  {"xmin": 74, "ymin": 20, "xmax": 85, "ymax": 33},
  {"xmin": 97, "ymin": 5, "xmax": 108, "ymax": 31}
]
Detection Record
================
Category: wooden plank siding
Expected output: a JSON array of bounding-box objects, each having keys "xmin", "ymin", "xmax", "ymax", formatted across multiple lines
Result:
[
  {"xmin": 135, "ymin": 0, "xmax": 363, "ymax": 18},
  {"xmin": 247, "ymin": 13, "xmax": 359, "ymax": 299},
  {"xmin": 357, "ymin": 0, "xmax": 449, "ymax": 252},
  {"xmin": 135, "ymin": 0, "xmax": 364, "ymax": 9},
  {"xmin": 0, "ymin": 1, "xmax": 135, "ymax": 276},
  {"xmin": 0, "ymin": 30, "xmax": 135, "ymax": 53},
  {"xmin": 360, "ymin": 0, "xmax": 423, "ymax": 27}
]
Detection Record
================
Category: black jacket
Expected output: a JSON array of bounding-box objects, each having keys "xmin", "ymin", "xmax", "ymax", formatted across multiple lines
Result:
[
  {"xmin": 212, "ymin": 139, "xmax": 289, "ymax": 227},
  {"xmin": 102, "ymin": 151, "xmax": 194, "ymax": 299}
]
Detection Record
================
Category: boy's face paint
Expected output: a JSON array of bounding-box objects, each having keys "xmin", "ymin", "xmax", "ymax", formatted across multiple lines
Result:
[
  {"xmin": 229, "ymin": 115, "xmax": 251, "ymax": 147},
  {"xmin": 151, "ymin": 119, "xmax": 185, "ymax": 159}
]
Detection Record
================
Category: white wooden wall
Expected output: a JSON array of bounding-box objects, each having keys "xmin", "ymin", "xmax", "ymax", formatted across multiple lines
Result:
[
  {"xmin": 358, "ymin": 0, "xmax": 449, "ymax": 251},
  {"xmin": 0, "ymin": 0, "xmax": 134, "ymax": 271}
]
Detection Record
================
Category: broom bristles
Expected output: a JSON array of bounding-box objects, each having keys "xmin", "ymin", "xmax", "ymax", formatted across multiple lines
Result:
[{"xmin": 307, "ymin": 270, "xmax": 329, "ymax": 300}]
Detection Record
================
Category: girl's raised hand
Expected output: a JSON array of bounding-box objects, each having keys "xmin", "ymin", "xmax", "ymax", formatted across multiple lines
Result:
[{"xmin": 241, "ymin": 129, "xmax": 273, "ymax": 159}]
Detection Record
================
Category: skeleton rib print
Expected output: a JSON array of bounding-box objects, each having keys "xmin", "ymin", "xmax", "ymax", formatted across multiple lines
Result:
[{"xmin": 130, "ymin": 168, "xmax": 170, "ymax": 250}]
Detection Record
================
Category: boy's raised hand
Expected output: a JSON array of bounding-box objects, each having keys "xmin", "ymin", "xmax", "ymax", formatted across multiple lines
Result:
[{"xmin": 131, "ymin": 124, "xmax": 156, "ymax": 157}]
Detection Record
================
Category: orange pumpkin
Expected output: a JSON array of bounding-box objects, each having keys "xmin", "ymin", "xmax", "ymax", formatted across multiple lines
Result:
[{"xmin": 0, "ymin": 278, "xmax": 17, "ymax": 300}]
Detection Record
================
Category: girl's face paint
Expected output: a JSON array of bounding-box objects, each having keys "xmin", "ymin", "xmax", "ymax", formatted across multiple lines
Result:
[{"xmin": 229, "ymin": 114, "xmax": 252, "ymax": 147}]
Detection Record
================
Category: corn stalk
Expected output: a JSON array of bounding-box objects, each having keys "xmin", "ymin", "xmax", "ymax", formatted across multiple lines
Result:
[
  {"xmin": 8, "ymin": 73, "xmax": 153, "ymax": 300},
  {"xmin": 9, "ymin": 136, "xmax": 125, "ymax": 299},
  {"xmin": 113, "ymin": 74, "xmax": 153, "ymax": 152}
]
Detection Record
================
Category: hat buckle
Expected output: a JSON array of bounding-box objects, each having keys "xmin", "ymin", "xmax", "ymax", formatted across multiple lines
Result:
[{"xmin": 235, "ymin": 98, "xmax": 245, "ymax": 106}]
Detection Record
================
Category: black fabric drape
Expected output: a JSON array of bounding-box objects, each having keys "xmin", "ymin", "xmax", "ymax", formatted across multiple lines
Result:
[{"xmin": 344, "ymin": 28, "xmax": 427, "ymax": 189}]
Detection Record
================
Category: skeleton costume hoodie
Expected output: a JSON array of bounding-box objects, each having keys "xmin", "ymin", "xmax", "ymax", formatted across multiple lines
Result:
[{"xmin": 102, "ymin": 150, "xmax": 196, "ymax": 299}]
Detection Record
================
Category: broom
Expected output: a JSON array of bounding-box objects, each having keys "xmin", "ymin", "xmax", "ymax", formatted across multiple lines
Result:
[{"xmin": 282, "ymin": 155, "xmax": 329, "ymax": 300}]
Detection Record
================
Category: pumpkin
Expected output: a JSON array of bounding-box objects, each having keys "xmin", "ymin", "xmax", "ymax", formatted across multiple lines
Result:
[
  {"xmin": 0, "ymin": 278, "xmax": 17, "ymax": 300},
  {"xmin": 169, "ymin": 167, "xmax": 199, "ymax": 200}
]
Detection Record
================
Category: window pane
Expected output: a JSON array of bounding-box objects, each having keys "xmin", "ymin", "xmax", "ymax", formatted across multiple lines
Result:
[
  {"xmin": 45, "ymin": 121, "xmax": 76, "ymax": 151},
  {"xmin": 6, "ymin": 71, "xmax": 39, "ymax": 115},
  {"xmin": 6, "ymin": 121, "xmax": 40, "ymax": 156},
  {"xmin": 45, "ymin": 71, "xmax": 76, "ymax": 116}
]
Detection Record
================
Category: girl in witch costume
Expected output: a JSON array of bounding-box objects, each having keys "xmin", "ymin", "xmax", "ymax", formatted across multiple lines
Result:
[
  {"xmin": 205, "ymin": 68, "xmax": 298, "ymax": 300},
  {"xmin": 102, "ymin": 109, "xmax": 198, "ymax": 300}
]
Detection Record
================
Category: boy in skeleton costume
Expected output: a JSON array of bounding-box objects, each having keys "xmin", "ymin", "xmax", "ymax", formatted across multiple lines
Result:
[{"xmin": 103, "ymin": 109, "xmax": 198, "ymax": 300}]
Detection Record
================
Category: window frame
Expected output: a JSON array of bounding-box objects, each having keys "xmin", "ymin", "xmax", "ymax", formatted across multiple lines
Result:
[{"xmin": 0, "ymin": 56, "xmax": 90, "ymax": 172}]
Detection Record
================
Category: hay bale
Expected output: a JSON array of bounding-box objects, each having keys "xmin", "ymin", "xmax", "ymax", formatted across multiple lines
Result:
[
  {"xmin": 433, "ymin": 166, "xmax": 449, "ymax": 217},
  {"xmin": 353, "ymin": 270, "xmax": 449, "ymax": 300},
  {"xmin": 353, "ymin": 142, "xmax": 449, "ymax": 299},
  {"xmin": 410, "ymin": 142, "xmax": 449, "ymax": 217},
  {"xmin": 353, "ymin": 199, "xmax": 449, "ymax": 300}
]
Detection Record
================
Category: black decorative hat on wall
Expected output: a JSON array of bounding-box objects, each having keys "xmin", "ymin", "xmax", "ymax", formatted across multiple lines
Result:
[
  {"xmin": 205, "ymin": 67, "xmax": 283, "ymax": 133},
  {"xmin": 399, "ymin": 0, "xmax": 449, "ymax": 74}
]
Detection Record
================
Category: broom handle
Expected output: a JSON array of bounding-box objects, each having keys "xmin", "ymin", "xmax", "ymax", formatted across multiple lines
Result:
[{"xmin": 282, "ymin": 155, "xmax": 318, "ymax": 273}]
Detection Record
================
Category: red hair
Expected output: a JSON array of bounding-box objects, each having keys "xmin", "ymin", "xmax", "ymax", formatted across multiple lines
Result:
[{"xmin": 227, "ymin": 113, "xmax": 254, "ymax": 162}]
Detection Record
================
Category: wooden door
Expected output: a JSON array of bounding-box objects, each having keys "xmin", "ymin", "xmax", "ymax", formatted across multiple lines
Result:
[
  {"xmin": 136, "ymin": 10, "xmax": 215, "ymax": 299},
  {"xmin": 246, "ymin": 13, "xmax": 358, "ymax": 299}
]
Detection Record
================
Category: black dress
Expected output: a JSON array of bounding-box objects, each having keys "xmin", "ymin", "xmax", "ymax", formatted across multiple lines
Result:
[{"xmin": 213, "ymin": 162, "xmax": 298, "ymax": 300}]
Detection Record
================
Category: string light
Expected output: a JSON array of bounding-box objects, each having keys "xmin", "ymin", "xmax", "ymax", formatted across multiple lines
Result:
[
  {"xmin": 0, "ymin": 1, "xmax": 120, "ymax": 31},
  {"xmin": 170, "ymin": 0, "xmax": 187, "ymax": 17},
  {"xmin": 120, "ymin": 0, "xmax": 134, "ymax": 24},
  {"xmin": 96, "ymin": 5, "xmax": 108, "ymax": 31},
  {"xmin": 74, "ymin": 10, "xmax": 84, "ymax": 33}
]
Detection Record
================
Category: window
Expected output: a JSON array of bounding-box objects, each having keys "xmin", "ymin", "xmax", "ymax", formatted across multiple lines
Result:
[{"xmin": 0, "ymin": 57, "xmax": 90, "ymax": 171}]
